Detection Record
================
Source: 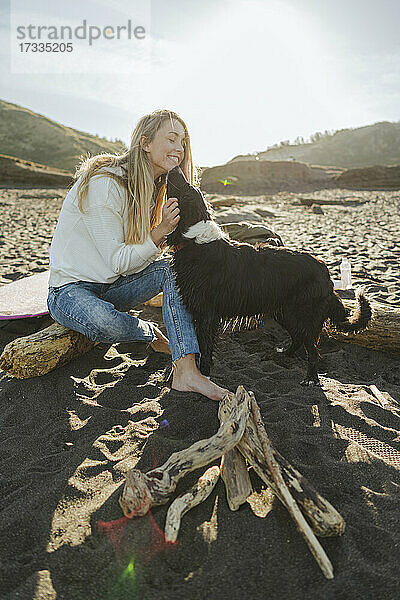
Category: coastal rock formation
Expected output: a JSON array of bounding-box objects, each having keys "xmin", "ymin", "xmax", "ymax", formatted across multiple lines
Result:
[
  {"xmin": 0, "ymin": 154, "xmax": 73, "ymax": 187},
  {"xmin": 335, "ymin": 164, "xmax": 400, "ymax": 190},
  {"xmin": 200, "ymin": 160, "xmax": 337, "ymax": 195}
]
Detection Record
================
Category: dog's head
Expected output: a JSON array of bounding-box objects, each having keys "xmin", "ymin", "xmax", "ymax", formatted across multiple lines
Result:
[{"xmin": 166, "ymin": 166, "xmax": 214, "ymax": 246}]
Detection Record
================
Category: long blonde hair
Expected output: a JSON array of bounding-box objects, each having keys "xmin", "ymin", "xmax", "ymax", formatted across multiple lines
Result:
[{"xmin": 74, "ymin": 109, "xmax": 198, "ymax": 244}]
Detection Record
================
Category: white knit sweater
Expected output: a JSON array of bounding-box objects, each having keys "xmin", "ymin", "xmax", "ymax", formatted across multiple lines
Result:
[{"xmin": 49, "ymin": 167, "xmax": 162, "ymax": 288}]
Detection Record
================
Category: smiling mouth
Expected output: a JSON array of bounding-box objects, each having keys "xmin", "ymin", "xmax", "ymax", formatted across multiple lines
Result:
[{"xmin": 167, "ymin": 155, "xmax": 180, "ymax": 163}]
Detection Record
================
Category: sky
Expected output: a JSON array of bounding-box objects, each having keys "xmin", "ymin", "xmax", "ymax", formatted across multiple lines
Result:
[{"xmin": 0, "ymin": 0, "xmax": 399, "ymax": 166}]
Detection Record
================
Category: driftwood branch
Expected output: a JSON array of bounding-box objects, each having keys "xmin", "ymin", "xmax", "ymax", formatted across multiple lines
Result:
[
  {"xmin": 220, "ymin": 448, "xmax": 253, "ymax": 511},
  {"xmin": 249, "ymin": 392, "xmax": 333, "ymax": 580},
  {"xmin": 119, "ymin": 387, "xmax": 250, "ymax": 517},
  {"xmin": 218, "ymin": 397, "xmax": 253, "ymax": 511},
  {"xmin": 367, "ymin": 384, "xmax": 399, "ymax": 411},
  {"xmin": 164, "ymin": 466, "xmax": 220, "ymax": 543}
]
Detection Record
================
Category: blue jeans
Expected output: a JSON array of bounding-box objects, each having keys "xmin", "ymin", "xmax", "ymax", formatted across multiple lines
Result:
[{"xmin": 47, "ymin": 259, "xmax": 200, "ymax": 364}]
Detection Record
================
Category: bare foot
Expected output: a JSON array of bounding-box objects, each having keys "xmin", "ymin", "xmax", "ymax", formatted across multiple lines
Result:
[
  {"xmin": 171, "ymin": 354, "xmax": 229, "ymax": 401},
  {"xmin": 172, "ymin": 373, "xmax": 229, "ymax": 401},
  {"xmin": 150, "ymin": 326, "xmax": 171, "ymax": 355}
]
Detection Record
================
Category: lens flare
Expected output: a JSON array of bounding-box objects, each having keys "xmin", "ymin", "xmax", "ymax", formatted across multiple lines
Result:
[
  {"xmin": 108, "ymin": 556, "xmax": 137, "ymax": 600},
  {"xmin": 217, "ymin": 178, "xmax": 235, "ymax": 187},
  {"xmin": 96, "ymin": 515, "xmax": 130, "ymax": 556},
  {"xmin": 99, "ymin": 431, "xmax": 178, "ymax": 598}
]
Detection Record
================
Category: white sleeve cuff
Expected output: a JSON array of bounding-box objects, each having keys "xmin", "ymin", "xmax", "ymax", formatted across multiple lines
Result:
[{"xmin": 142, "ymin": 233, "xmax": 162, "ymax": 259}]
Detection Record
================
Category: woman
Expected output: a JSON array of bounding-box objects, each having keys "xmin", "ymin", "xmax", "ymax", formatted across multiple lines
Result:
[{"xmin": 47, "ymin": 109, "xmax": 228, "ymax": 401}]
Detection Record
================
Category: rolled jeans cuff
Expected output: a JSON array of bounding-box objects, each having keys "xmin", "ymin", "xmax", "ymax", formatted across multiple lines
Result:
[{"xmin": 171, "ymin": 345, "xmax": 201, "ymax": 364}]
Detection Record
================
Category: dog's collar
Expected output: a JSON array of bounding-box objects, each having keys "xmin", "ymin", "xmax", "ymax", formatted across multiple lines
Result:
[
  {"xmin": 173, "ymin": 242, "xmax": 187, "ymax": 253},
  {"xmin": 172, "ymin": 239, "xmax": 195, "ymax": 253}
]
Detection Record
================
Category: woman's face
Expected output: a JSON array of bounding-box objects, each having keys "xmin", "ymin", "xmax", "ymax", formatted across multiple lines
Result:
[{"xmin": 141, "ymin": 118, "xmax": 186, "ymax": 179}]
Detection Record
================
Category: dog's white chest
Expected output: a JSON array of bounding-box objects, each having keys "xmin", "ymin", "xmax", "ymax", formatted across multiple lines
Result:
[{"xmin": 183, "ymin": 220, "xmax": 226, "ymax": 244}]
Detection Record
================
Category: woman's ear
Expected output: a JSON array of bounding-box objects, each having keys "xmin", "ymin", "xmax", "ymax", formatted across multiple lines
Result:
[{"xmin": 140, "ymin": 135, "xmax": 150, "ymax": 152}]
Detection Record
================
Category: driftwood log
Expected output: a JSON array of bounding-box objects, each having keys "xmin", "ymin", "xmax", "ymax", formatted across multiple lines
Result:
[
  {"xmin": 220, "ymin": 448, "xmax": 253, "ymax": 511},
  {"xmin": 0, "ymin": 322, "xmax": 95, "ymax": 379},
  {"xmin": 299, "ymin": 197, "xmax": 366, "ymax": 207},
  {"xmin": 219, "ymin": 393, "xmax": 345, "ymax": 538},
  {"xmin": 324, "ymin": 299, "xmax": 399, "ymax": 352},
  {"xmin": 143, "ymin": 294, "xmax": 163, "ymax": 307},
  {"xmin": 119, "ymin": 387, "xmax": 250, "ymax": 517},
  {"xmin": 164, "ymin": 466, "xmax": 220, "ymax": 543}
]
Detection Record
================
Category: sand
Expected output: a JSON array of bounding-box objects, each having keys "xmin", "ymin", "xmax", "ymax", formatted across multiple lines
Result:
[{"xmin": 0, "ymin": 187, "xmax": 399, "ymax": 599}]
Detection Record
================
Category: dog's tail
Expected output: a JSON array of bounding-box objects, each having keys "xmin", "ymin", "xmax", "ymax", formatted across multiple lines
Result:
[{"xmin": 328, "ymin": 287, "xmax": 372, "ymax": 333}]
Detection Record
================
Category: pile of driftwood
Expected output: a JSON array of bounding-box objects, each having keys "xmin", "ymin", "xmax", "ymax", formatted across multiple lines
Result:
[{"xmin": 119, "ymin": 386, "xmax": 345, "ymax": 579}]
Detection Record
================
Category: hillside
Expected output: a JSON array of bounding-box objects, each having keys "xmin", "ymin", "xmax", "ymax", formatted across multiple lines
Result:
[
  {"xmin": 0, "ymin": 154, "xmax": 73, "ymax": 187},
  {"xmin": 0, "ymin": 99, "xmax": 126, "ymax": 172},
  {"xmin": 230, "ymin": 121, "xmax": 400, "ymax": 169}
]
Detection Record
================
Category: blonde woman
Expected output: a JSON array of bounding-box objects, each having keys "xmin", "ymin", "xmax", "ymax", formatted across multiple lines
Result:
[{"xmin": 47, "ymin": 109, "xmax": 228, "ymax": 401}]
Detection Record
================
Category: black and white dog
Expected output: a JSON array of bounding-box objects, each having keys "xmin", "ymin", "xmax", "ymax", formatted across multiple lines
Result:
[{"xmin": 166, "ymin": 166, "xmax": 372, "ymax": 385}]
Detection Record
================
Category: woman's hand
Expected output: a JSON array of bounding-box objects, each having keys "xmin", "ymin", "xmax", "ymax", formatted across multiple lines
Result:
[
  {"xmin": 151, "ymin": 197, "xmax": 180, "ymax": 247},
  {"xmin": 160, "ymin": 197, "xmax": 180, "ymax": 235}
]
